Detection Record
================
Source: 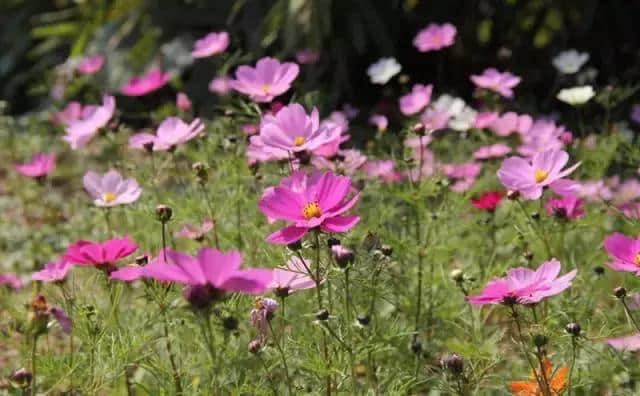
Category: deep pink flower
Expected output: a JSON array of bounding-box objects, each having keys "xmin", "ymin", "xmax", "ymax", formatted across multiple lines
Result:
[
  {"xmin": 63, "ymin": 95, "xmax": 115, "ymax": 149},
  {"xmin": 83, "ymin": 169, "xmax": 142, "ymax": 206},
  {"xmin": 470, "ymin": 68, "xmax": 521, "ymax": 98},
  {"xmin": 603, "ymin": 233, "xmax": 640, "ymax": 275},
  {"xmin": 295, "ymin": 49, "xmax": 320, "ymax": 64},
  {"xmin": 176, "ymin": 92, "xmax": 192, "ymax": 111},
  {"xmin": 399, "ymin": 84, "xmax": 433, "ymax": 115},
  {"xmin": 230, "ymin": 57, "xmax": 299, "ymax": 102},
  {"xmin": 620, "ymin": 202, "xmax": 640, "ymax": 219},
  {"xmin": 32, "ymin": 259, "xmax": 72, "ymax": 283},
  {"xmin": 15, "ymin": 153, "xmax": 56, "ymax": 178},
  {"xmin": 258, "ymin": 171, "xmax": 360, "ymax": 244},
  {"xmin": 208, "ymin": 76, "xmax": 232, "ymax": 94},
  {"xmin": 141, "ymin": 248, "xmax": 272, "ymax": 295},
  {"xmin": 312, "ymin": 149, "xmax": 367, "ymax": 176},
  {"xmin": 269, "ymin": 256, "xmax": 317, "ymax": 295},
  {"xmin": 369, "ymin": 114, "xmax": 388, "ymax": 132},
  {"xmin": 110, "ymin": 265, "xmax": 144, "ymax": 282},
  {"xmin": 413, "ymin": 23, "xmax": 457, "ymax": 52},
  {"xmin": 259, "ymin": 103, "xmax": 341, "ymax": 153},
  {"xmin": 489, "ymin": 112, "xmax": 533, "ymax": 136},
  {"xmin": 497, "ymin": 149, "xmax": 580, "ymax": 200},
  {"xmin": 121, "ymin": 69, "xmax": 170, "ymax": 96},
  {"xmin": 467, "ymin": 259, "xmax": 576, "ymax": 305},
  {"xmin": 473, "ymin": 112, "xmax": 499, "ymax": 129},
  {"xmin": 473, "ymin": 144, "xmax": 511, "ymax": 160},
  {"xmin": 0, "ymin": 273, "xmax": 22, "ymax": 289},
  {"xmin": 192, "ymin": 31, "xmax": 229, "ymax": 58},
  {"xmin": 63, "ymin": 236, "xmax": 138, "ymax": 270},
  {"xmin": 176, "ymin": 218, "xmax": 214, "ymax": 241},
  {"xmin": 76, "ymin": 55, "xmax": 104, "ymax": 75},
  {"xmin": 606, "ymin": 333, "xmax": 640, "ymax": 351},
  {"xmin": 545, "ymin": 195, "xmax": 585, "ymax": 219},
  {"xmin": 471, "ymin": 191, "xmax": 504, "ymax": 212}
]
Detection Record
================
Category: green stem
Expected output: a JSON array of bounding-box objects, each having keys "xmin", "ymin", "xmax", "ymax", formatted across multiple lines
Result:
[
  {"xmin": 30, "ymin": 336, "xmax": 37, "ymax": 396},
  {"xmin": 268, "ymin": 321, "xmax": 293, "ymax": 395},
  {"xmin": 162, "ymin": 310, "xmax": 182, "ymax": 395},
  {"xmin": 200, "ymin": 183, "xmax": 220, "ymax": 249},
  {"xmin": 567, "ymin": 337, "xmax": 578, "ymax": 395},
  {"xmin": 621, "ymin": 298, "xmax": 640, "ymax": 332},
  {"xmin": 510, "ymin": 306, "xmax": 546, "ymax": 394}
]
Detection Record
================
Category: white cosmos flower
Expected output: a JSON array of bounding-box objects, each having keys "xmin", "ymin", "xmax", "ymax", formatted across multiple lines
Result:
[
  {"xmin": 448, "ymin": 106, "xmax": 477, "ymax": 131},
  {"xmin": 552, "ymin": 50, "xmax": 589, "ymax": 74},
  {"xmin": 433, "ymin": 94, "xmax": 466, "ymax": 118},
  {"xmin": 557, "ymin": 85, "xmax": 595, "ymax": 106},
  {"xmin": 367, "ymin": 58, "xmax": 401, "ymax": 85}
]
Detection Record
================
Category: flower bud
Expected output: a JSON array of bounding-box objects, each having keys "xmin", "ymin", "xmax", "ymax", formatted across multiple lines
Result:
[
  {"xmin": 614, "ymin": 286, "xmax": 627, "ymax": 299},
  {"xmin": 287, "ymin": 240, "xmax": 302, "ymax": 252},
  {"xmin": 327, "ymin": 237, "xmax": 341, "ymax": 248},
  {"xmin": 440, "ymin": 353, "xmax": 464, "ymax": 375},
  {"xmin": 155, "ymin": 205, "xmax": 173, "ymax": 223},
  {"xmin": 523, "ymin": 251, "xmax": 534, "ymax": 262},
  {"xmin": 9, "ymin": 368, "xmax": 32, "ymax": 388},
  {"xmin": 135, "ymin": 254, "xmax": 149, "ymax": 266},
  {"xmin": 357, "ymin": 314, "xmax": 371, "ymax": 326},
  {"xmin": 192, "ymin": 162, "xmax": 208, "ymax": 184},
  {"xmin": 248, "ymin": 339, "xmax": 262, "ymax": 354},
  {"xmin": 143, "ymin": 142, "xmax": 154, "ymax": 153},
  {"xmin": 533, "ymin": 334, "xmax": 548, "ymax": 347},
  {"xmin": 332, "ymin": 245, "xmax": 354, "ymax": 269},
  {"xmin": 274, "ymin": 287, "xmax": 290, "ymax": 298},
  {"xmin": 565, "ymin": 322, "xmax": 581, "ymax": 337},
  {"xmin": 315, "ymin": 309, "xmax": 329, "ymax": 321},
  {"xmin": 223, "ymin": 316, "xmax": 239, "ymax": 331},
  {"xmin": 183, "ymin": 285, "xmax": 221, "ymax": 309},
  {"xmin": 593, "ymin": 266, "xmax": 604, "ymax": 276},
  {"xmin": 381, "ymin": 244, "xmax": 393, "ymax": 257},
  {"xmin": 410, "ymin": 340, "xmax": 422, "ymax": 354},
  {"xmin": 450, "ymin": 269, "xmax": 464, "ymax": 283},
  {"xmin": 411, "ymin": 122, "xmax": 425, "ymax": 135},
  {"xmin": 506, "ymin": 190, "xmax": 519, "ymax": 200},
  {"xmin": 530, "ymin": 211, "xmax": 540, "ymax": 220}
]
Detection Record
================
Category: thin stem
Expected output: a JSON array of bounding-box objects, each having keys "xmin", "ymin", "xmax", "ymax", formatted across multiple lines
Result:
[
  {"xmin": 567, "ymin": 337, "xmax": 578, "ymax": 395},
  {"xmin": 104, "ymin": 208, "xmax": 112, "ymax": 236},
  {"xmin": 314, "ymin": 230, "xmax": 331, "ymax": 396},
  {"xmin": 510, "ymin": 306, "xmax": 546, "ymax": 393},
  {"xmin": 621, "ymin": 298, "xmax": 640, "ymax": 332},
  {"xmin": 268, "ymin": 321, "xmax": 293, "ymax": 395},
  {"xmin": 199, "ymin": 183, "xmax": 220, "ymax": 249},
  {"xmin": 161, "ymin": 222, "xmax": 168, "ymax": 262},
  {"xmin": 413, "ymin": 208, "xmax": 424, "ymax": 342},
  {"xmin": 257, "ymin": 353, "xmax": 279, "ymax": 396},
  {"xmin": 516, "ymin": 200, "xmax": 552, "ymax": 259},
  {"xmin": 162, "ymin": 310, "xmax": 182, "ymax": 395},
  {"xmin": 30, "ymin": 336, "xmax": 37, "ymax": 396},
  {"xmin": 534, "ymin": 346, "xmax": 552, "ymax": 396},
  {"xmin": 344, "ymin": 269, "xmax": 352, "ymax": 323}
]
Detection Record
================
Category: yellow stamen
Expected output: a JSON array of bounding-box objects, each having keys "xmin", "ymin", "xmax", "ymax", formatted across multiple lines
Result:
[
  {"xmin": 635, "ymin": 253, "xmax": 640, "ymax": 266},
  {"xmin": 302, "ymin": 202, "xmax": 322, "ymax": 220},
  {"xmin": 261, "ymin": 84, "xmax": 271, "ymax": 94},
  {"xmin": 294, "ymin": 136, "xmax": 306, "ymax": 147},
  {"xmin": 102, "ymin": 192, "xmax": 117, "ymax": 203},
  {"xmin": 534, "ymin": 170, "xmax": 549, "ymax": 183}
]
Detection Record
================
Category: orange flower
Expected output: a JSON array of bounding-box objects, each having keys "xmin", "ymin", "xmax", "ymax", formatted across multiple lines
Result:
[{"xmin": 509, "ymin": 359, "xmax": 568, "ymax": 396}]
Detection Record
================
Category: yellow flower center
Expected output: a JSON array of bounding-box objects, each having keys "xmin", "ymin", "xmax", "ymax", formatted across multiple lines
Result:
[
  {"xmin": 102, "ymin": 192, "xmax": 117, "ymax": 203},
  {"xmin": 261, "ymin": 84, "xmax": 271, "ymax": 94},
  {"xmin": 534, "ymin": 170, "xmax": 549, "ymax": 183},
  {"xmin": 302, "ymin": 202, "xmax": 322, "ymax": 220},
  {"xmin": 294, "ymin": 136, "xmax": 306, "ymax": 147},
  {"xmin": 635, "ymin": 253, "xmax": 640, "ymax": 266}
]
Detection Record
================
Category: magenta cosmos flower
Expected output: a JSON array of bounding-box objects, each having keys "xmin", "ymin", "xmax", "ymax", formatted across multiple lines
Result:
[
  {"xmin": 399, "ymin": 84, "xmax": 433, "ymax": 116},
  {"xmin": 467, "ymin": 259, "xmax": 577, "ymax": 305},
  {"xmin": 545, "ymin": 195, "xmax": 585, "ymax": 219},
  {"xmin": 129, "ymin": 117, "xmax": 204, "ymax": 151},
  {"xmin": 258, "ymin": 171, "xmax": 360, "ymax": 244},
  {"xmin": 63, "ymin": 236, "xmax": 138, "ymax": 271},
  {"xmin": 76, "ymin": 55, "xmax": 104, "ymax": 75},
  {"xmin": 473, "ymin": 143, "xmax": 511, "ymax": 160},
  {"xmin": 259, "ymin": 103, "xmax": 341, "ymax": 153},
  {"xmin": 603, "ymin": 233, "xmax": 640, "ymax": 275},
  {"xmin": 470, "ymin": 68, "xmax": 521, "ymax": 98},
  {"xmin": 0, "ymin": 273, "xmax": 22, "ymax": 289},
  {"xmin": 413, "ymin": 23, "xmax": 456, "ymax": 52},
  {"xmin": 32, "ymin": 259, "xmax": 72, "ymax": 283},
  {"xmin": 121, "ymin": 68, "xmax": 170, "ymax": 96},
  {"xmin": 269, "ymin": 256, "xmax": 317, "ymax": 296},
  {"xmin": 142, "ymin": 248, "xmax": 272, "ymax": 295},
  {"xmin": 192, "ymin": 31, "xmax": 229, "ymax": 58},
  {"xmin": 230, "ymin": 57, "xmax": 299, "ymax": 102},
  {"xmin": 15, "ymin": 152, "xmax": 56, "ymax": 178},
  {"xmin": 497, "ymin": 149, "xmax": 580, "ymax": 200},
  {"xmin": 176, "ymin": 92, "xmax": 192, "ymax": 111},
  {"xmin": 83, "ymin": 169, "xmax": 142, "ymax": 207},
  {"xmin": 64, "ymin": 95, "xmax": 115, "ymax": 149}
]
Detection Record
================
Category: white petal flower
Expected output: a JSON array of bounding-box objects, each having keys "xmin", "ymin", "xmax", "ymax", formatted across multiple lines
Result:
[
  {"xmin": 552, "ymin": 50, "xmax": 589, "ymax": 74},
  {"xmin": 556, "ymin": 85, "xmax": 595, "ymax": 106},
  {"xmin": 367, "ymin": 58, "xmax": 402, "ymax": 85}
]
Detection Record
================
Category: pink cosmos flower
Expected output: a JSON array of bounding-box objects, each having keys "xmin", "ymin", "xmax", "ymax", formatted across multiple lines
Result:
[
  {"xmin": 497, "ymin": 149, "xmax": 580, "ymax": 200},
  {"xmin": 620, "ymin": 202, "xmax": 640, "ymax": 219},
  {"xmin": 0, "ymin": 273, "xmax": 22, "ymax": 289},
  {"xmin": 363, "ymin": 160, "xmax": 400, "ymax": 182},
  {"xmin": 613, "ymin": 179, "xmax": 640, "ymax": 206},
  {"xmin": 176, "ymin": 218, "xmax": 214, "ymax": 241},
  {"xmin": 473, "ymin": 112, "xmax": 499, "ymax": 129},
  {"xmin": 141, "ymin": 248, "xmax": 272, "ymax": 295},
  {"xmin": 577, "ymin": 180, "xmax": 613, "ymax": 202},
  {"xmin": 176, "ymin": 92, "xmax": 192, "ymax": 111},
  {"xmin": 128, "ymin": 131, "xmax": 156, "ymax": 151},
  {"xmin": 32, "ymin": 259, "xmax": 72, "ymax": 283},
  {"xmin": 208, "ymin": 76, "xmax": 232, "ymax": 94},
  {"xmin": 419, "ymin": 108, "xmax": 450, "ymax": 131},
  {"xmin": 246, "ymin": 135, "xmax": 289, "ymax": 165},
  {"xmin": 470, "ymin": 68, "xmax": 521, "ymax": 98},
  {"xmin": 603, "ymin": 233, "xmax": 640, "ymax": 275},
  {"xmin": 545, "ymin": 195, "xmax": 585, "ymax": 219},
  {"xmin": 121, "ymin": 68, "xmax": 170, "ymax": 96},
  {"xmin": 15, "ymin": 153, "xmax": 56, "ymax": 178},
  {"xmin": 63, "ymin": 236, "xmax": 138, "ymax": 271},
  {"xmin": 250, "ymin": 297, "xmax": 279, "ymax": 342},
  {"xmin": 76, "ymin": 55, "xmax": 104, "ymax": 75},
  {"xmin": 399, "ymin": 84, "xmax": 433, "ymax": 115},
  {"xmin": 413, "ymin": 23, "xmax": 457, "ymax": 52},
  {"xmin": 191, "ymin": 31, "xmax": 229, "ymax": 58},
  {"xmin": 517, "ymin": 120, "xmax": 566, "ymax": 157},
  {"xmin": 83, "ymin": 169, "xmax": 142, "ymax": 207},
  {"xmin": 441, "ymin": 162, "xmax": 482, "ymax": 180},
  {"xmin": 63, "ymin": 95, "xmax": 115, "ymax": 149},
  {"xmin": 52, "ymin": 101, "xmax": 87, "ymax": 126},
  {"xmin": 129, "ymin": 117, "xmax": 204, "ymax": 151},
  {"xmin": 230, "ymin": 57, "xmax": 299, "ymax": 102},
  {"xmin": 312, "ymin": 149, "xmax": 367, "ymax": 176},
  {"xmin": 109, "ymin": 265, "xmax": 144, "ymax": 282},
  {"xmin": 369, "ymin": 114, "xmax": 388, "ymax": 132},
  {"xmin": 606, "ymin": 333, "xmax": 640, "ymax": 351},
  {"xmin": 467, "ymin": 259, "xmax": 577, "ymax": 305},
  {"xmin": 258, "ymin": 171, "xmax": 360, "ymax": 244},
  {"xmin": 473, "ymin": 144, "xmax": 511, "ymax": 160},
  {"xmin": 489, "ymin": 112, "xmax": 533, "ymax": 136},
  {"xmin": 259, "ymin": 103, "xmax": 342, "ymax": 153},
  {"xmin": 311, "ymin": 114, "xmax": 350, "ymax": 157},
  {"xmin": 631, "ymin": 104, "xmax": 640, "ymax": 124},
  {"xmin": 269, "ymin": 256, "xmax": 317, "ymax": 296},
  {"xmin": 296, "ymin": 49, "xmax": 320, "ymax": 65},
  {"xmin": 471, "ymin": 191, "xmax": 504, "ymax": 212}
]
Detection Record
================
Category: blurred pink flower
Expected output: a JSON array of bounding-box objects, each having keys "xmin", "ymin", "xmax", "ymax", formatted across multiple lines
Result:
[
  {"xmin": 545, "ymin": 195, "xmax": 585, "ymax": 219},
  {"xmin": 208, "ymin": 76, "xmax": 232, "ymax": 94},
  {"xmin": 399, "ymin": 84, "xmax": 433, "ymax": 115},
  {"xmin": 246, "ymin": 135, "xmax": 289, "ymax": 165},
  {"xmin": 52, "ymin": 101, "xmax": 87, "ymax": 126},
  {"xmin": 489, "ymin": 112, "xmax": 533, "ymax": 136},
  {"xmin": 517, "ymin": 120, "xmax": 566, "ymax": 157},
  {"xmin": 312, "ymin": 149, "xmax": 367, "ymax": 176},
  {"xmin": 369, "ymin": 114, "xmax": 388, "ymax": 132},
  {"xmin": 0, "ymin": 273, "xmax": 22, "ymax": 289},
  {"xmin": 419, "ymin": 109, "xmax": 450, "ymax": 131},
  {"xmin": 192, "ymin": 31, "xmax": 229, "ymax": 58},
  {"xmin": 497, "ymin": 149, "xmax": 580, "ymax": 200},
  {"xmin": 250, "ymin": 297, "xmax": 279, "ymax": 342},
  {"xmin": 473, "ymin": 111, "xmax": 498, "ymax": 129},
  {"xmin": 121, "ymin": 69, "xmax": 170, "ymax": 96},
  {"xmin": 613, "ymin": 179, "xmax": 640, "ymax": 206},
  {"xmin": 413, "ymin": 23, "xmax": 456, "ymax": 52},
  {"xmin": 128, "ymin": 131, "xmax": 157, "ymax": 151},
  {"xmin": 176, "ymin": 92, "xmax": 192, "ymax": 111},
  {"xmin": 577, "ymin": 180, "xmax": 613, "ymax": 202},
  {"xmin": 230, "ymin": 57, "xmax": 299, "ymax": 102},
  {"xmin": 130, "ymin": 117, "xmax": 204, "ymax": 151},
  {"xmin": 620, "ymin": 202, "xmax": 640, "ymax": 219},
  {"xmin": 604, "ymin": 233, "xmax": 640, "ymax": 275},
  {"xmin": 269, "ymin": 256, "xmax": 317, "ymax": 295},
  {"xmin": 83, "ymin": 169, "xmax": 142, "ymax": 207},
  {"xmin": 76, "ymin": 55, "xmax": 104, "ymax": 75},
  {"xmin": 32, "ymin": 259, "xmax": 72, "ymax": 283},
  {"xmin": 473, "ymin": 144, "xmax": 511, "ymax": 160},
  {"xmin": 631, "ymin": 104, "xmax": 640, "ymax": 124},
  {"xmin": 15, "ymin": 153, "xmax": 56, "ymax": 178},
  {"xmin": 258, "ymin": 171, "xmax": 360, "ymax": 244},
  {"xmin": 296, "ymin": 49, "xmax": 320, "ymax": 64},
  {"xmin": 467, "ymin": 259, "xmax": 576, "ymax": 305},
  {"xmin": 363, "ymin": 160, "xmax": 399, "ymax": 182},
  {"xmin": 470, "ymin": 68, "xmax": 521, "ymax": 98},
  {"xmin": 63, "ymin": 95, "xmax": 115, "ymax": 149},
  {"xmin": 606, "ymin": 333, "xmax": 640, "ymax": 351},
  {"xmin": 260, "ymin": 103, "xmax": 341, "ymax": 153},
  {"xmin": 63, "ymin": 236, "xmax": 138, "ymax": 271},
  {"xmin": 441, "ymin": 162, "xmax": 482, "ymax": 180},
  {"xmin": 176, "ymin": 218, "xmax": 214, "ymax": 241},
  {"xmin": 110, "ymin": 265, "xmax": 144, "ymax": 282}
]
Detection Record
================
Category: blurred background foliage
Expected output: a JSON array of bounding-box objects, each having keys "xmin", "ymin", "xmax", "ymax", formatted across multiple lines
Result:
[{"xmin": 1, "ymin": 0, "xmax": 640, "ymax": 116}]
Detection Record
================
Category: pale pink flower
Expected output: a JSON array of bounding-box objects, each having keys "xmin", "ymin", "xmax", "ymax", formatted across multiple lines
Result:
[
  {"xmin": 473, "ymin": 144, "xmax": 511, "ymax": 160},
  {"xmin": 363, "ymin": 160, "xmax": 397, "ymax": 181},
  {"xmin": 176, "ymin": 92, "xmax": 192, "ymax": 111},
  {"xmin": 32, "ymin": 259, "xmax": 72, "ymax": 283},
  {"xmin": 132, "ymin": 117, "xmax": 204, "ymax": 151},
  {"xmin": 312, "ymin": 149, "xmax": 367, "ymax": 176},
  {"xmin": 83, "ymin": 169, "xmax": 142, "ymax": 207},
  {"xmin": 192, "ymin": 31, "xmax": 229, "ymax": 58},
  {"xmin": 63, "ymin": 95, "xmax": 115, "ymax": 149},
  {"xmin": 470, "ymin": 68, "xmax": 521, "ymax": 98},
  {"xmin": 76, "ymin": 55, "xmax": 104, "ymax": 75},
  {"xmin": 246, "ymin": 135, "xmax": 288, "ymax": 165},
  {"xmin": 413, "ymin": 23, "xmax": 457, "ymax": 52},
  {"xmin": 15, "ymin": 153, "xmax": 56, "ymax": 178},
  {"xmin": 606, "ymin": 333, "xmax": 640, "ymax": 351},
  {"xmin": 128, "ymin": 131, "xmax": 157, "ymax": 151},
  {"xmin": 208, "ymin": 76, "xmax": 232, "ymax": 94},
  {"xmin": 489, "ymin": 112, "xmax": 533, "ymax": 136},
  {"xmin": 0, "ymin": 273, "xmax": 22, "ymax": 289},
  {"xmin": 52, "ymin": 101, "xmax": 87, "ymax": 126},
  {"xmin": 230, "ymin": 57, "xmax": 299, "ymax": 102},
  {"xmin": 473, "ymin": 112, "xmax": 499, "ymax": 129},
  {"xmin": 577, "ymin": 180, "xmax": 613, "ymax": 202},
  {"xmin": 121, "ymin": 69, "xmax": 170, "ymax": 96},
  {"xmin": 419, "ymin": 108, "xmax": 450, "ymax": 131},
  {"xmin": 369, "ymin": 114, "xmax": 388, "ymax": 132},
  {"xmin": 295, "ymin": 49, "xmax": 320, "ymax": 64},
  {"xmin": 176, "ymin": 219, "xmax": 214, "ymax": 241},
  {"xmin": 399, "ymin": 84, "xmax": 433, "ymax": 115},
  {"xmin": 269, "ymin": 256, "xmax": 317, "ymax": 295}
]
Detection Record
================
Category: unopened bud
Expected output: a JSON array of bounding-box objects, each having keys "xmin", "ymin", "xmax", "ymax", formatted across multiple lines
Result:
[
  {"xmin": 155, "ymin": 205, "xmax": 173, "ymax": 223},
  {"xmin": 533, "ymin": 334, "xmax": 548, "ymax": 347},
  {"xmin": 9, "ymin": 368, "xmax": 32, "ymax": 388},
  {"xmin": 614, "ymin": 286, "xmax": 627, "ymax": 299},
  {"xmin": 565, "ymin": 322, "xmax": 581, "ymax": 337},
  {"xmin": 192, "ymin": 162, "xmax": 208, "ymax": 183},
  {"xmin": 381, "ymin": 244, "xmax": 393, "ymax": 257},
  {"xmin": 248, "ymin": 339, "xmax": 261, "ymax": 354},
  {"xmin": 450, "ymin": 269, "xmax": 464, "ymax": 283},
  {"xmin": 315, "ymin": 309, "xmax": 329, "ymax": 321},
  {"xmin": 440, "ymin": 353, "xmax": 464, "ymax": 375}
]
